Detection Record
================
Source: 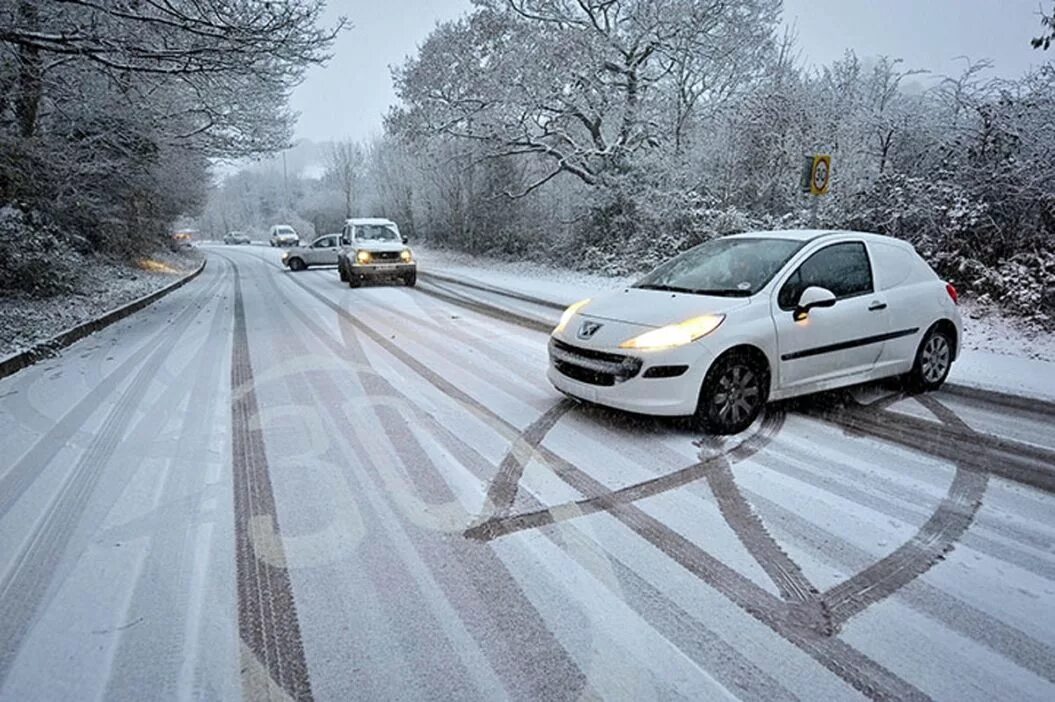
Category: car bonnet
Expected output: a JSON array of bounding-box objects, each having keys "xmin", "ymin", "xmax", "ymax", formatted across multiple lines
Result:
[{"xmin": 579, "ymin": 287, "xmax": 752, "ymax": 328}]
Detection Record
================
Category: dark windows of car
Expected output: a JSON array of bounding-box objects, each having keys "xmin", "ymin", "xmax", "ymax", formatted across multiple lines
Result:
[
  {"xmin": 313, "ymin": 236, "xmax": 337, "ymax": 248},
  {"xmin": 777, "ymin": 242, "xmax": 874, "ymax": 309},
  {"xmin": 634, "ymin": 237, "xmax": 805, "ymax": 297}
]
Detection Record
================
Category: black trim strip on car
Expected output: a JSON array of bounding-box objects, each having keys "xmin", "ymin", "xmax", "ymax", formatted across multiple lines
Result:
[{"xmin": 781, "ymin": 327, "xmax": 919, "ymax": 362}]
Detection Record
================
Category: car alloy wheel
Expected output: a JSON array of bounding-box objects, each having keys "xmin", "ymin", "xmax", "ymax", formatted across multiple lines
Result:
[
  {"xmin": 910, "ymin": 326, "xmax": 953, "ymax": 391},
  {"xmin": 922, "ymin": 335, "xmax": 951, "ymax": 384},
  {"xmin": 698, "ymin": 353, "xmax": 766, "ymax": 435}
]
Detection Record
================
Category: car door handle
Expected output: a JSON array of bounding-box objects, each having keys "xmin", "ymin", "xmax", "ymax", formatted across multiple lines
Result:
[{"xmin": 868, "ymin": 301, "xmax": 887, "ymax": 311}]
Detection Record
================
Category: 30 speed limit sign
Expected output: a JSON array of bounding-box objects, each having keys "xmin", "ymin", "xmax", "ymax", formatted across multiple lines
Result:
[{"xmin": 802, "ymin": 154, "xmax": 832, "ymax": 196}]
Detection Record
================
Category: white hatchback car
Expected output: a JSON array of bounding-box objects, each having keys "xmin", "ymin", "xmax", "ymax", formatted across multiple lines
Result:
[{"xmin": 548, "ymin": 230, "xmax": 962, "ymax": 434}]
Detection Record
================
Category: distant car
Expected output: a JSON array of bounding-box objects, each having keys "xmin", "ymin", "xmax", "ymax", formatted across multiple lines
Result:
[
  {"xmin": 269, "ymin": 224, "xmax": 300, "ymax": 247},
  {"xmin": 336, "ymin": 218, "xmax": 416, "ymax": 288},
  {"xmin": 548, "ymin": 230, "xmax": 962, "ymax": 435},
  {"xmin": 170, "ymin": 230, "xmax": 194, "ymax": 249},
  {"xmin": 223, "ymin": 231, "xmax": 251, "ymax": 245},
  {"xmin": 281, "ymin": 233, "xmax": 341, "ymax": 271}
]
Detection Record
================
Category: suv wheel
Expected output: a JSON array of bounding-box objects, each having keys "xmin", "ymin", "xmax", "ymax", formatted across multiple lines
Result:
[
  {"xmin": 403, "ymin": 272, "xmax": 417, "ymax": 287},
  {"xmin": 288, "ymin": 257, "xmax": 306, "ymax": 272},
  {"xmin": 696, "ymin": 352, "xmax": 767, "ymax": 435}
]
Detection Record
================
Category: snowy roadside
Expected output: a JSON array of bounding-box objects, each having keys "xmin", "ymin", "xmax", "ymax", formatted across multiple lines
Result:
[
  {"xmin": 0, "ymin": 247, "xmax": 206, "ymax": 358},
  {"xmin": 416, "ymin": 245, "xmax": 1055, "ymax": 401}
]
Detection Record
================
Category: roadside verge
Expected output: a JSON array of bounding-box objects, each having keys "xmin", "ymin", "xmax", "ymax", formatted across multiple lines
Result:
[{"xmin": 0, "ymin": 258, "xmax": 208, "ymax": 381}]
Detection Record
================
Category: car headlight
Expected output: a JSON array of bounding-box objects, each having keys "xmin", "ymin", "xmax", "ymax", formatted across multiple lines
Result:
[
  {"xmin": 356, "ymin": 250, "xmax": 373, "ymax": 264},
  {"xmin": 400, "ymin": 248, "xmax": 413, "ymax": 263},
  {"xmin": 554, "ymin": 299, "xmax": 591, "ymax": 334},
  {"xmin": 281, "ymin": 252, "xmax": 288, "ymax": 260},
  {"xmin": 619, "ymin": 314, "xmax": 725, "ymax": 350}
]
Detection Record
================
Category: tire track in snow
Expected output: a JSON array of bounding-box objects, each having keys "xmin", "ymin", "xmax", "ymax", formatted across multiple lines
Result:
[
  {"xmin": 0, "ymin": 267, "xmax": 226, "ymax": 519},
  {"xmin": 0, "ymin": 265, "xmax": 220, "ymax": 686},
  {"xmin": 251, "ymin": 255, "xmax": 585, "ymax": 700},
  {"xmin": 279, "ymin": 266, "xmax": 929, "ymax": 701},
  {"xmin": 228, "ymin": 263, "xmax": 313, "ymax": 701}
]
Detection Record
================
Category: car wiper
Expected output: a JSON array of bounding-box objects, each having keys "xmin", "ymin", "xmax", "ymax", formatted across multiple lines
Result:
[
  {"xmin": 690, "ymin": 288, "xmax": 752, "ymax": 297},
  {"xmin": 634, "ymin": 283, "xmax": 696, "ymax": 294}
]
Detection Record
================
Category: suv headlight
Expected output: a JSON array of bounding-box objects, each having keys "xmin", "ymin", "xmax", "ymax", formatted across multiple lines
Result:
[
  {"xmin": 619, "ymin": 314, "xmax": 725, "ymax": 350},
  {"xmin": 400, "ymin": 249, "xmax": 413, "ymax": 263},
  {"xmin": 356, "ymin": 250, "xmax": 373, "ymax": 264}
]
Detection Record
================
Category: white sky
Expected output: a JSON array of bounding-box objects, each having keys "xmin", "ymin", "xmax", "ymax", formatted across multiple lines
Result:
[{"xmin": 289, "ymin": 0, "xmax": 1053, "ymax": 143}]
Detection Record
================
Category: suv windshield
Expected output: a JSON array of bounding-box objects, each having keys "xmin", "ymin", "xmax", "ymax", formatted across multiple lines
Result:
[
  {"xmin": 355, "ymin": 224, "xmax": 399, "ymax": 242},
  {"xmin": 635, "ymin": 237, "xmax": 804, "ymax": 297}
]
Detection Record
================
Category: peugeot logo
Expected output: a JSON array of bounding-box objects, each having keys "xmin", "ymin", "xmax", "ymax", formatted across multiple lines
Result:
[{"xmin": 577, "ymin": 320, "xmax": 603, "ymax": 340}]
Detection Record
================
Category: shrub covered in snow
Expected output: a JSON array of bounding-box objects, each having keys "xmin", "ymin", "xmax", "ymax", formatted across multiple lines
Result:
[{"xmin": 0, "ymin": 207, "xmax": 84, "ymax": 296}]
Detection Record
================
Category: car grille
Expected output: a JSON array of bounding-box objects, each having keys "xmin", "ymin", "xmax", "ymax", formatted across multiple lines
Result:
[
  {"xmin": 372, "ymin": 251, "xmax": 402, "ymax": 263},
  {"xmin": 549, "ymin": 339, "xmax": 642, "ymax": 387}
]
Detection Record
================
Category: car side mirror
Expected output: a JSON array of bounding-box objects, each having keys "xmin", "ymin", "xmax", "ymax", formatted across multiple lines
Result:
[
  {"xmin": 401, "ymin": 235, "xmax": 409, "ymax": 244},
  {"xmin": 794, "ymin": 286, "xmax": 836, "ymax": 321}
]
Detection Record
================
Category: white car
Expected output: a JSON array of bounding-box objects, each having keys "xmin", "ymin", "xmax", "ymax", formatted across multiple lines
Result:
[
  {"xmin": 548, "ymin": 230, "xmax": 962, "ymax": 434},
  {"xmin": 336, "ymin": 218, "xmax": 416, "ymax": 288},
  {"xmin": 282, "ymin": 233, "xmax": 340, "ymax": 271},
  {"xmin": 269, "ymin": 224, "xmax": 300, "ymax": 247}
]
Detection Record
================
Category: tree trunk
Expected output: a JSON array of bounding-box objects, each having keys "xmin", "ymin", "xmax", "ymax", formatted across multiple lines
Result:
[{"xmin": 15, "ymin": 1, "xmax": 42, "ymax": 139}]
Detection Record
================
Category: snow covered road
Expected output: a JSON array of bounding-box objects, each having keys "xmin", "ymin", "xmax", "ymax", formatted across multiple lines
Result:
[{"xmin": 1, "ymin": 245, "xmax": 1054, "ymax": 701}]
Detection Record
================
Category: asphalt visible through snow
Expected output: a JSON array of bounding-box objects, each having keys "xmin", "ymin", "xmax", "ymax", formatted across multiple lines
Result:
[{"xmin": 1, "ymin": 244, "xmax": 1054, "ymax": 701}]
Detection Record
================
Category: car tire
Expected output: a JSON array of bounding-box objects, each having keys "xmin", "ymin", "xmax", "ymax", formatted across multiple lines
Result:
[
  {"xmin": 338, "ymin": 263, "xmax": 348, "ymax": 282},
  {"xmin": 695, "ymin": 351, "xmax": 768, "ymax": 435},
  {"xmin": 403, "ymin": 272, "xmax": 417, "ymax": 287},
  {"xmin": 288, "ymin": 257, "xmax": 306, "ymax": 272},
  {"xmin": 907, "ymin": 325, "xmax": 954, "ymax": 392},
  {"xmin": 348, "ymin": 273, "xmax": 361, "ymax": 289}
]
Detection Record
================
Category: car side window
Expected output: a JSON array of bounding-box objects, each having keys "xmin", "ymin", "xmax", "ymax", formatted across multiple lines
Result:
[
  {"xmin": 341, "ymin": 227, "xmax": 352, "ymax": 245},
  {"xmin": 313, "ymin": 236, "xmax": 335, "ymax": 248},
  {"xmin": 778, "ymin": 242, "xmax": 874, "ymax": 309}
]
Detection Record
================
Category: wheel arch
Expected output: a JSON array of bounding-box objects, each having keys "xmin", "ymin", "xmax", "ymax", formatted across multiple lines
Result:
[
  {"xmin": 706, "ymin": 343, "xmax": 772, "ymax": 400},
  {"xmin": 924, "ymin": 318, "xmax": 959, "ymax": 360}
]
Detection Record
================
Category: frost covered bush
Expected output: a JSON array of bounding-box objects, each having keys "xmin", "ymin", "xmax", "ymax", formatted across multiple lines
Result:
[{"xmin": 0, "ymin": 207, "xmax": 81, "ymax": 296}]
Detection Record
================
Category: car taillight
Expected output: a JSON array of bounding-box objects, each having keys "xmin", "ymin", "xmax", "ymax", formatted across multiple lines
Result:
[{"xmin": 945, "ymin": 282, "xmax": 958, "ymax": 305}]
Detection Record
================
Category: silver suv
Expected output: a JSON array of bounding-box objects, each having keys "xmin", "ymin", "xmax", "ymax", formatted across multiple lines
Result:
[
  {"xmin": 281, "ymin": 234, "xmax": 341, "ymax": 271},
  {"xmin": 336, "ymin": 218, "xmax": 416, "ymax": 288}
]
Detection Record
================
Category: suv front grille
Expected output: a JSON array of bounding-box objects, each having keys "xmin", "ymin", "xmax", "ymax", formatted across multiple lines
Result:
[
  {"xmin": 372, "ymin": 251, "xmax": 402, "ymax": 262},
  {"xmin": 549, "ymin": 339, "xmax": 642, "ymax": 386}
]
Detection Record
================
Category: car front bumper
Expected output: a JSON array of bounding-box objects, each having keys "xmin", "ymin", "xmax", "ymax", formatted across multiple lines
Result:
[
  {"xmin": 546, "ymin": 336, "xmax": 714, "ymax": 417},
  {"xmin": 349, "ymin": 262, "xmax": 416, "ymax": 277}
]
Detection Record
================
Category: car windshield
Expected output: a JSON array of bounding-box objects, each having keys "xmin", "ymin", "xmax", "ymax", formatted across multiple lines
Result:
[
  {"xmin": 634, "ymin": 237, "xmax": 805, "ymax": 297},
  {"xmin": 355, "ymin": 224, "xmax": 399, "ymax": 242}
]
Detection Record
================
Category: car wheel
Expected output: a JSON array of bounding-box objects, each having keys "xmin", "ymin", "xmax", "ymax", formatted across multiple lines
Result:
[
  {"xmin": 338, "ymin": 263, "xmax": 348, "ymax": 282},
  {"xmin": 696, "ymin": 352, "xmax": 767, "ymax": 435},
  {"xmin": 348, "ymin": 273, "xmax": 361, "ymax": 289},
  {"xmin": 403, "ymin": 272, "xmax": 417, "ymax": 287},
  {"xmin": 288, "ymin": 257, "xmax": 306, "ymax": 272},
  {"xmin": 908, "ymin": 325, "xmax": 953, "ymax": 391}
]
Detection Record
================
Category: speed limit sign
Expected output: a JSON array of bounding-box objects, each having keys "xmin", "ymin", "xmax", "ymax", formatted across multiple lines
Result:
[{"xmin": 804, "ymin": 154, "xmax": 831, "ymax": 196}]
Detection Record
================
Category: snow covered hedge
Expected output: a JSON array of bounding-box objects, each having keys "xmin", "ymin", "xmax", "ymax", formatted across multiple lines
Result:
[{"xmin": 0, "ymin": 207, "xmax": 84, "ymax": 296}]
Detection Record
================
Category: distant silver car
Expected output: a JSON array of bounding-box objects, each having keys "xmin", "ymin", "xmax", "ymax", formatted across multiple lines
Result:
[
  {"xmin": 269, "ymin": 224, "xmax": 300, "ymax": 247},
  {"xmin": 223, "ymin": 231, "xmax": 251, "ymax": 245},
  {"xmin": 336, "ymin": 218, "xmax": 416, "ymax": 288},
  {"xmin": 282, "ymin": 234, "xmax": 340, "ymax": 271}
]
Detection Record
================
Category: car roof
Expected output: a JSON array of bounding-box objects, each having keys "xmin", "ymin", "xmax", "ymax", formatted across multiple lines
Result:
[
  {"xmin": 726, "ymin": 229, "xmax": 910, "ymax": 247},
  {"xmin": 346, "ymin": 218, "xmax": 397, "ymax": 226}
]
